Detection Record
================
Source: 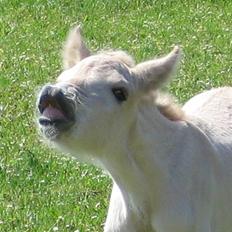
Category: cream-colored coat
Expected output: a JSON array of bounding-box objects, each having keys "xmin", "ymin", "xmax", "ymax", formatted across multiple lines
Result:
[
  {"xmin": 37, "ymin": 26, "xmax": 232, "ymax": 232},
  {"xmin": 104, "ymin": 87, "xmax": 232, "ymax": 232}
]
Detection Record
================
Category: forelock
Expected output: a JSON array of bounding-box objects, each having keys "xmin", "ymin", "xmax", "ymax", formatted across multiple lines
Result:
[{"xmin": 98, "ymin": 50, "xmax": 135, "ymax": 68}]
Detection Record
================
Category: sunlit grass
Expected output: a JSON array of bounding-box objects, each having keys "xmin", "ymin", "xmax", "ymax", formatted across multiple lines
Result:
[{"xmin": 1, "ymin": 0, "xmax": 231, "ymax": 231}]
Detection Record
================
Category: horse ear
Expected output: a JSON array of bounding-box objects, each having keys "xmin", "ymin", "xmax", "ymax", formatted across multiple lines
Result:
[
  {"xmin": 63, "ymin": 25, "xmax": 91, "ymax": 69},
  {"xmin": 131, "ymin": 46, "xmax": 181, "ymax": 91}
]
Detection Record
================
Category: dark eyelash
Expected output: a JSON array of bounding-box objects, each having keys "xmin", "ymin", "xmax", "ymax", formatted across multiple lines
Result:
[{"xmin": 112, "ymin": 87, "xmax": 128, "ymax": 102}]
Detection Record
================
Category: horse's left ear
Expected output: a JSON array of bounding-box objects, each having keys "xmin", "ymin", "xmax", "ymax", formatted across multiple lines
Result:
[
  {"xmin": 131, "ymin": 46, "xmax": 181, "ymax": 91},
  {"xmin": 63, "ymin": 25, "xmax": 91, "ymax": 69}
]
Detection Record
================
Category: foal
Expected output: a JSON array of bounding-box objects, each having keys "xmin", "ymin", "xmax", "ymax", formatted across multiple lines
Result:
[{"xmin": 37, "ymin": 26, "xmax": 232, "ymax": 232}]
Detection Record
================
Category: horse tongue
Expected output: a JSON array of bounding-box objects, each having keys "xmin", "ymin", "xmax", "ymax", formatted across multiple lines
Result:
[{"xmin": 42, "ymin": 105, "xmax": 66, "ymax": 120}]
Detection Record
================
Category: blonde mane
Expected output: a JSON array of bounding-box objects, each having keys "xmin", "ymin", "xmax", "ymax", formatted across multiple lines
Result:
[
  {"xmin": 156, "ymin": 92, "xmax": 185, "ymax": 121},
  {"xmin": 141, "ymin": 91, "xmax": 185, "ymax": 122}
]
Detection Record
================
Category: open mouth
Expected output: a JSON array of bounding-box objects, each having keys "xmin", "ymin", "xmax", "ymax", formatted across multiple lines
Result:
[{"xmin": 38, "ymin": 87, "xmax": 75, "ymax": 133}]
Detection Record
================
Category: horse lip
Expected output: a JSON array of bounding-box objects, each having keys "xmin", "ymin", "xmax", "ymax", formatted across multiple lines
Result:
[
  {"xmin": 38, "ymin": 108, "xmax": 75, "ymax": 137},
  {"xmin": 38, "ymin": 115, "xmax": 75, "ymax": 136},
  {"xmin": 39, "ymin": 95, "xmax": 68, "ymax": 116},
  {"xmin": 38, "ymin": 95, "xmax": 75, "ymax": 123},
  {"xmin": 39, "ymin": 116, "xmax": 68, "ymax": 126}
]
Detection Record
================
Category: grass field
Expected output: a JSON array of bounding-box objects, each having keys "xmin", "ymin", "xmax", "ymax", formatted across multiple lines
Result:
[{"xmin": 1, "ymin": 0, "xmax": 232, "ymax": 231}]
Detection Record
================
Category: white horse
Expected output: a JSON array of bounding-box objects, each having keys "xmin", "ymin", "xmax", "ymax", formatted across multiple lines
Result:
[{"xmin": 37, "ymin": 26, "xmax": 232, "ymax": 232}]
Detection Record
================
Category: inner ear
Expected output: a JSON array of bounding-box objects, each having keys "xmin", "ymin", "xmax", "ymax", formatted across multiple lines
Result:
[{"xmin": 63, "ymin": 25, "xmax": 91, "ymax": 69}]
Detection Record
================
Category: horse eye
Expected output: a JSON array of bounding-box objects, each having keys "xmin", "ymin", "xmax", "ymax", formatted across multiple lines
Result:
[{"xmin": 112, "ymin": 87, "xmax": 128, "ymax": 103}]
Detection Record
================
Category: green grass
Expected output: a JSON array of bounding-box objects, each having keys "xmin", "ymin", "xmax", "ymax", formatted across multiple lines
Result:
[{"xmin": 0, "ymin": 0, "xmax": 231, "ymax": 231}]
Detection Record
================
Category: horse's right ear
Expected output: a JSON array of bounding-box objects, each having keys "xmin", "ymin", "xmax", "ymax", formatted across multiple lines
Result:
[{"xmin": 63, "ymin": 25, "xmax": 91, "ymax": 70}]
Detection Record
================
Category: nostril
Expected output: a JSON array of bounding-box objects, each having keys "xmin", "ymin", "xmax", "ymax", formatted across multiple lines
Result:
[
  {"xmin": 38, "ymin": 94, "xmax": 49, "ymax": 114},
  {"xmin": 40, "ymin": 85, "xmax": 62, "ymax": 98},
  {"xmin": 50, "ymin": 87, "xmax": 63, "ymax": 98},
  {"xmin": 42, "ymin": 85, "xmax": 53, "ymax": 96},
  {"xmin": 54, "ymin": 89, "xmax": 64, "ymax": 100}
]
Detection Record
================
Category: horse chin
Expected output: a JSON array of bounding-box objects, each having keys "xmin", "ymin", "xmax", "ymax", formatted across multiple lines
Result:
[{"xmin": 39, "ymin": 118, "xmax": 75, "ymax": 141}]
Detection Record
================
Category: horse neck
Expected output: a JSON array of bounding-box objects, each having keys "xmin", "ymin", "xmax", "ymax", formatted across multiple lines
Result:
[{"xmin": 101, "ymin": 104, "xmax": 189, "ymax": 209}]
